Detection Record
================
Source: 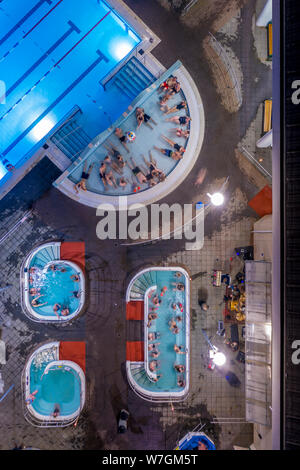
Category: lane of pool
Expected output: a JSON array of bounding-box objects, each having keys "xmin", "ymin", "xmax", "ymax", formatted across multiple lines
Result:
[
  {"xmin": 147, "ymin": 271, "xmax": 187, "ymax": 392},
  {"xmin": 0, "ymin": 0, "xmax": 52, "ymax": 47},
  {"xmin": 0, "ymin": 0, "xmax": 141, "ymax": 181}
]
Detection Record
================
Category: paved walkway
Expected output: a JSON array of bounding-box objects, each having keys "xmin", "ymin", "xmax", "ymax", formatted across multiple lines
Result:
[{"xmin": 0, "ymin": 0, "xmax": 272, "ymax": 450}]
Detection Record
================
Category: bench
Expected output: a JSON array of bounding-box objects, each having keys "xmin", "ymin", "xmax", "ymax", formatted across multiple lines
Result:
[
  {"xmin": 263, "ymin": 99, "xmax": 272, "ymax": 133},
  {"xmin": 267, "ymin": 22, "xmax": 272, "ymax": 60}
]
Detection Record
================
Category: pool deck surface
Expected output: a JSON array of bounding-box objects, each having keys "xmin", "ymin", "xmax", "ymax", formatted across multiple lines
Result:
[{"xmin": 0, "ymin": 0, "xmax": 272, "ymax": 451}]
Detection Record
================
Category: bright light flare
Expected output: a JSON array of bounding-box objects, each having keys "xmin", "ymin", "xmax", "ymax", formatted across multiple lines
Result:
[
  {"xmin": 30, "ymin": 117, "xmax": 55, "ymax": 142},
  {"xmin": 113, "ymin": 40, "xmax": 133, "ymax": 60},
  {"xmin": 213, "ymin": 351, "xmax": 226, "ymax": 366},
  {"xmin": 207, "ymin": 192, "xmax": 224, "ymax": 206}
]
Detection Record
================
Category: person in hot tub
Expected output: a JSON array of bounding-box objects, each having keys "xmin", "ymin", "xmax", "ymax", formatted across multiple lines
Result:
[
  {"xmin": 31, "ymin": 294, "xmax": 47, "ymax": 308},
  {"xmin": 29, "ymin": 266, "xmax": 43, "ymax": 284},
  {"xmin": 61, "ymin": 307, "xmax": 70, "ymax": 316},
  {"xmin": 71, "ymin": 274, "xmax": 80, "ymax": 282},
  {"xmin": 53, "ymin": 303, "xmax": 61, "ymax": 318}
]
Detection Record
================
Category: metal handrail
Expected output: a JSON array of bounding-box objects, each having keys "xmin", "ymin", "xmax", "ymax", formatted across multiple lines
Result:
[
  {"xmin": 208, "ymin": 32, "xmax": 242, "ymax": 107},
  {"xmin": 239, "ymin": 144, "xmax": 272, "ymax": 180},
  {"xmin": 127, "ymin": 363, "xmax": 189, "ymax": 403}
]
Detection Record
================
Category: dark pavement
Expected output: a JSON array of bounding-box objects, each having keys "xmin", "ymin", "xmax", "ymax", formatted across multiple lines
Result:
[{"xmin": 0, "ymin": 0, "xmax": 271, "ymax": 450}]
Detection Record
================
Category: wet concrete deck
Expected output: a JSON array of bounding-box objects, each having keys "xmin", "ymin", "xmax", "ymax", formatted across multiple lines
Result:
[{"xmin": 0, "ymin": 0, "xmax": 271, "ymax": 450}]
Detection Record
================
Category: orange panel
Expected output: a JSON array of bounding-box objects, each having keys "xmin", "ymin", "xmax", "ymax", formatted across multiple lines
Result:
[
  {"xmin": 126, "ymin": 301, "xmax": 144, "ymax": 320},
  {"xmin": 60, "ymin": 242, "xmax": 85, "ymax": 272},
  {"xmin": 126, "ymin": 341, "xmax": 144, "ymax": 361},
  {"xmin": 248, "ymin": 185, "xmax": 272, "ymax": 217},
  {"xmin": 59, "ymin": 341, "xmax": 86, "ymax": 372}
]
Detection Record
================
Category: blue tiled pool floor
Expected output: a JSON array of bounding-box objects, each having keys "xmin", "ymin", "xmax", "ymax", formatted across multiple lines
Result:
[
  {"xmin": 68, "ymin": 88, "xmax": 190, "ymax": 196},
  {"xmin": 0, "ymin": 0, "xmax": 140, "ymax": 181}
]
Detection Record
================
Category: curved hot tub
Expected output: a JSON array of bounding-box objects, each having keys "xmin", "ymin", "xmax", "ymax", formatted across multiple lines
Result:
[
  {"xmin": 23, "ymin": 342, "xmax": 85, "ymax": 427},
  {"xmin": 126, "ymin": 266, "xmax": 190, "ymax": 402},
  {"xmin": 21, "ymin": 242, "xmax": 85, "ymax": 322}
]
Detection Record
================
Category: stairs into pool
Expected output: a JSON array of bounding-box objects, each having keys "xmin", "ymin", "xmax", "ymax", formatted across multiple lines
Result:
[
  {"xmin": 31, "ymin": 244, "xmax": 60, "ymax": 270},
  {"xmin": 50, "ymin": 117, "xmax": 92, "ymax": 163},
  {"xmin": 106, "ymin": 56, "xmax": 156, "ymax": 101},
  {"xmin": 129, "ymin": 363, "xmax": 158, "ymax": 390},
  {"xmin": 129, "ymin": 270, "xmax": 158, "ymax": 300}
]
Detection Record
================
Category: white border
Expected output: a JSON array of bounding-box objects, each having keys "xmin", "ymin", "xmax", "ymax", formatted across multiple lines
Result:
[
  {"xmin": 126, "ymin": 267, "xmax": 190, "ymax": 400},
  {"xmin": 21, "ymin": 242, "xmax": 85, "ymax": 322},
  {"xmin": 24, "ymin": 342, "xmax": 86, "ymax": 424},
  {"xmin": 56, "ymin": 63, "xmax": 205, "ymax": 209}
]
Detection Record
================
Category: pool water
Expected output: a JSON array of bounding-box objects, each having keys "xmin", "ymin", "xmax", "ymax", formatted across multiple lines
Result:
[
  {"xmin": 146, "ymin": 270, "xmax": 187, "ymax": 392},
  {"xmin": 68, "ymin": 87, "xmax": 190, "ymax": 196},
  {"xmin": 0, "ymin": 0, "xmax": 141, "ymax": 182},
  {"xmin": 42, "ymin": 369, "xmax": 75, "ymax": 402},
  {"xmin": 29, "ymin": 264, "xmax": 81, "ymax": 317},
  {"xmin": 30, "ymin": 359, "xmax": 81, "ymax": 417}
]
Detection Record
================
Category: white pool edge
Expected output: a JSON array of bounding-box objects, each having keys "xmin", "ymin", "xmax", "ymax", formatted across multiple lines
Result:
[
  {"xmin": 24, "ymin": 342, "xmax": 86, "ymax": 424},
  {"xmin": 55, "ymin": 61, "xmax": 205, "ymax": 209},
  {"xmin": 126, "ymin": 267, "xmax": 190, "ymax": 401},
  {"xmin": 21, "ymin": 242, "xmax": 85, "ymax": 322}
]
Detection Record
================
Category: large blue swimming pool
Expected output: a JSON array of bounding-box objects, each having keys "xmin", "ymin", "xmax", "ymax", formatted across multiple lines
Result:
[{"xmin": 0, "ymin": 0, "xmax": 140, "ymax": 182}]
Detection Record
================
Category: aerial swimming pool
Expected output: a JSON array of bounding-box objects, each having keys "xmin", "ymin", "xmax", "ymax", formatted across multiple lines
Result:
[
  {"xmin": 30, "ymin": 361, "xmax": 82, "ymax": 418},
  {"xmin": 126, "ymin": 267, "xmax": 190, "ymax": 401},
  {"xmin": 28, "ymin": 262, "xmax": 81, "ymax": 318},
  {"xmin": 0, "ymin": 0, "xmax": 141, "ymax": 182},
  {"xmin": 24, "ymin": 342, "xmax": 85, "ymax": 425},
  {"xmin": 145, "ymin": 270, "xmax": 187, "ymax": 392},
  {"xmin": 22, "ymin": 242, "xmax": 85, "ymax": 322}
]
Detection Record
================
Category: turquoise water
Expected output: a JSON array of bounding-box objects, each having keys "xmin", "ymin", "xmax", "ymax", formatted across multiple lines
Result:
[
  {"xmin": 68, "ymin": 87, "xmax": 190, "ymax": 196},
  {"xmin": 29, "ymin": 263, "xmax": 81, "ymax": 317},
  {"xmin": 145, "ymin": 270, "xmax": 187, "ymax": 392},
  {"xmin": 30, "ymin": 360, "xmax": 81, "ymax": 417},
  {"xmin": 0, "ymin": 0, "xmax": 141, "ymax": 182}
]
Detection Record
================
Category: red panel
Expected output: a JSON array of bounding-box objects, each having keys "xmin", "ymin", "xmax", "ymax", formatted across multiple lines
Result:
[
  {"xmin": 126, "ymin": 301, "xmax": 144, "ymax": 320},
  {"xmin": 126, "ymin": 341, "xmax": 144, "ymax": 361},
  {"xmin": 248, "ymin": 185, "xmax": 272, "ymax": 217},
  {"xmin": 59, "ymin": 341, "xmax": 86, "ymax": 372},
  {"xmin": 60, "ymin": 242, "xmax": 85, "ymax": 272}
]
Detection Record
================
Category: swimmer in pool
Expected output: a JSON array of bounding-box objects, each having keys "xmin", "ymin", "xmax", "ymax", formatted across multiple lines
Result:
[
  {"xmin": 31, "ymin": 295, "xmax": 47, "ymax": 308},
  {"xmin": 29, "ymin": 288, "xmax": 40, "ymax": 296},
  {"xmin": 149, "ymin": 360, "xmax": 158, "ymax": 372},
  {"xmin": 74, "ymin": 162, "xmax": 94, "ymax": 193},
  {"xmin": 172, "ymin": 282, "xmax": 185, "ymax": 291},
  {"xmin": 53, "ymin": 303, "xmax": 61, "ymax": 318},
  {"xmin": 174, "ymin": 271, "xmax": 183, "ymax": 279},
  {"xmin": 177, "ymin": 376, "xmax": 185, "ymax": 388},
  {"xmin": 52, "ymin": 404, "xmax": 60, "ymax": 418},
  {"xmin": 174, "ymin": 364, "xmax": 185, "ymax": 373},
  {"xmin": 152, "ymin": 295, "xmax": 161, "ymax": 306},
  {"xmin": 148, "ymin": 312, "xmax": 158, "ymax": 321},
  {"xmin": 25, "ymin": 390, "xmax": 38, "ymax": 405},
  {"xmin": 151, "ymin": 350, "xmax": 160, "ymax": 358},
  {"xmin": 174, "ymin": 344, "xmax": 186, "ymax": 354},
  {"xmin": 148, "ymin": 332, "xmax": 160, "ymax": 341},
  {"xmin": 114, "ymin": 127, "xmax": 130, "ymax": 153}
]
